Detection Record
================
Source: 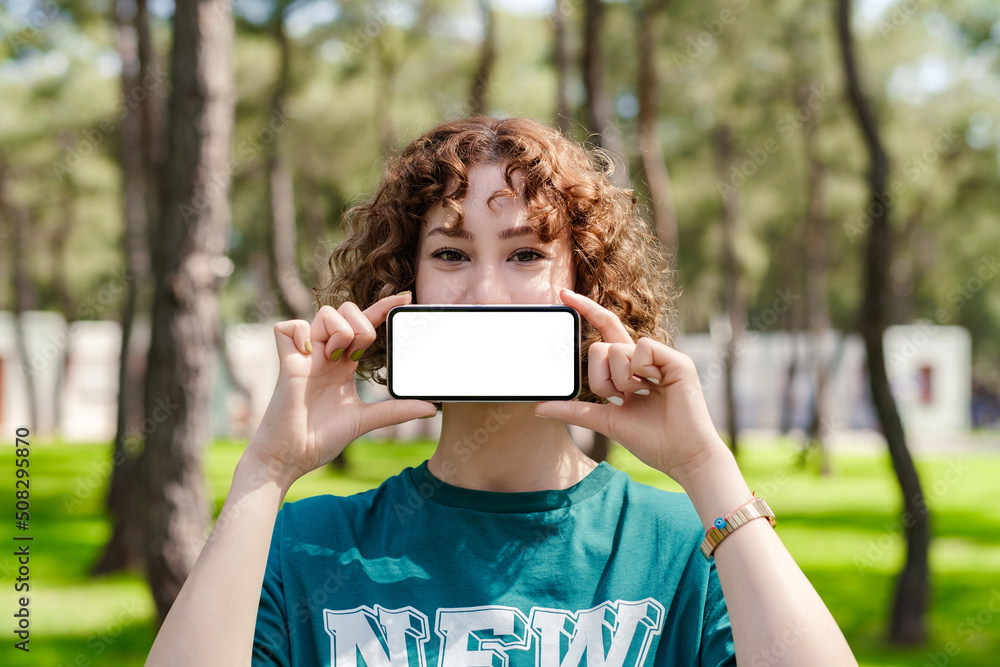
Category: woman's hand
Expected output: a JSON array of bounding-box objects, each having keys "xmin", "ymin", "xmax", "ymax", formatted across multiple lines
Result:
[
  {"xmin": 245, "ymin": 292, "xmax": 437, "ymax": 486},
  {"xmin": 534, "ymin": 288, "xmax": 729, "ymax": 487}
]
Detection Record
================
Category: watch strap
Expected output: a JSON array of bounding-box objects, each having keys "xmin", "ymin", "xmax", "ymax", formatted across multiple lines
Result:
[{"xmin": 700, "ymin": 497, "xmax": 776, "ymax": 558}]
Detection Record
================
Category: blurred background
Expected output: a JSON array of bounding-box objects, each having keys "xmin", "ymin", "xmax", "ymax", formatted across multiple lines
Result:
[{"xmin": 1, "ymin": 0, "xmax": 999, "ymax": 664}]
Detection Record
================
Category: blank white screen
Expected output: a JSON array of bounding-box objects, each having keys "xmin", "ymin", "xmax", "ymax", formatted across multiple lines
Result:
[{"xmin": 390, "ymin": 307, "xmax": 577, "ymax": 399}]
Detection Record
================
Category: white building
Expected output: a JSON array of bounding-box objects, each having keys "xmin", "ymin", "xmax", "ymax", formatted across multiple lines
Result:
[{"xmin": 0, "ymin": 312, "xmax": 976, "ymax": 445}]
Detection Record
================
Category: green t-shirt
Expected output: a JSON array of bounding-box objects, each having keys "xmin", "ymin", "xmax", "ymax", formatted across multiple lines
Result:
[{"xmin": 253, "ymin": 460, "xmax": 736, "ymax": 667}]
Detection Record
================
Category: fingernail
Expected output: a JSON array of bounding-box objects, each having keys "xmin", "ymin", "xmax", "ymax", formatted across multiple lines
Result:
[
  {"xmin": 330, "ymin": 348, "xmax": 344, "ymax": 362},
  {"xmin": 560, "ymin": 288, "xmax": 576, "ymax": 297},
  {"xmin": 535, "ymin": 413, "xmax": 551, "ymax": 419},
  {"xmin": 350, "ymin": 348, "xmax": 365, "ymax": 361},
  {"xmin": 635, "ymin": 389, "xmax": 650, "ymax": 395},
  {"xmin": 419, "ymin": 412, "xmax": 436, "ymax": 419},
  {"xmin": 305, "ymin": 339, "xmax": 313, "ymax": 355},
  {"xmin": 396, "ymin": 290, "xmax": 411, "ymax": 296},
  {"xmin": 645, "ymin": 376, "xmax": 660, "ymax": 385},
  {"xmin": 608, "ymin": 396, "xmax": 624, "ymax": 406}
]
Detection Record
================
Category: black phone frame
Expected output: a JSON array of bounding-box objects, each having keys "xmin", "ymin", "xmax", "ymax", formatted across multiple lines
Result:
[{"xmin": 386, "ymin": 304, "xmax": 581, "ymax": 402}]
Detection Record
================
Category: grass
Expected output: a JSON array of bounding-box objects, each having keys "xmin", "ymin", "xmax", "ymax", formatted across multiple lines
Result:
[{"xmin": 2, "ymin": 434, "xmax": 999, "ymax": 666}]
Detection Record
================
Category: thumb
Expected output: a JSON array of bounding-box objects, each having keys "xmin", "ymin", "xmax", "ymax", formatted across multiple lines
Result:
[
  {"xmin": 359, "ymin": 399, "xmax": 438, "ymax": 435},
  {"xmin": 534, "ymin": 400, "xmax": 612, "ymax": 435}
]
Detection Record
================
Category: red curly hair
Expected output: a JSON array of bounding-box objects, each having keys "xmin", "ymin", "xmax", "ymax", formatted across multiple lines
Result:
[{"xmin": 313, "ymin": 115, "xmax": 677, "ymax": 406}]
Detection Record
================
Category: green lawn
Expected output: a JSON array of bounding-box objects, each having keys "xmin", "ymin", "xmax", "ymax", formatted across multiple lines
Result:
[{"xmin": 2, "ymin": 435, "xmax": 999, "ymax": 666}]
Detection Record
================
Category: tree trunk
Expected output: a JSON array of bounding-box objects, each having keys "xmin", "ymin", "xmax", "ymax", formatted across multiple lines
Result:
[
  {"xmin": 0, "ymin": 163, "xmax": 40, "ymax": 434},
  {"xmin": 374, "ymin": 29, "xmax": 398, "ymax": 155},
  {"xmin": 136, "ymin": 0, "xmax": 165, "ymax": 240},
  {"xmin": 52, "ymin": 183, "xmax": 79, "ymax": 319},
  {"xmin": 93, "ymin": 0, "xmax": 153, "ymax": 575},
  {"xmin": 582, "ymin": 0, "xmax": 629, "ymax": 189},
  {"xmin": 836, "ymin": 0, "xmax": 929, "ymax": 645},
  {"xmin": 140, "ymin": 0, "xmax": 235, "ymax": 622},
  {"xmin": 798, "ymin": 77, "xmax": 833, "ymax": 476},
  {"xmin": 712, "ymin": 124, "xmax": 743, "ymax": 457},
  {"xmin": 470, "ymin": 0, "xmax": 496, "ymax": 116},
  {"xmin": 636, "ymin": 0, "xmax": 678, "ymax": 256},
  {"xmin": 583, "ymin": 0, "xmax": 627, "ymax": 463},
  {"xmin": 552, "ymin": 0, "xmax": 571, "ymax": 135},
  {"xmin": 779, "ymin": 336, "xmax": 799, "ymax": 436},
  {"xmin": 267, "ymin": 0, "xmax": 314, "ymax": 322}
]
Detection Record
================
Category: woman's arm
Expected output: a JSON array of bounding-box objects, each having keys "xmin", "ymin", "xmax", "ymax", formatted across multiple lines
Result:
[
  {"xmin": 534, "ymin": 288, "xmax": 858, "ymax": 666},
  {"xmin": 145, "ymin": 292, "xmax": 437, "ymax": 665},
  {"xmin": 146, "ymin": 451, "xmax": 290, "ymax": 666},
  {"xmin": 676, "ymin": 443, "xmax": 858, "ymax": 667}
]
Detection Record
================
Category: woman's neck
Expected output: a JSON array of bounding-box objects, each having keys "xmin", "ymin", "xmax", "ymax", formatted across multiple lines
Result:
[{"xmin": 426, "ymin": 402, "xmax": 597, "ymax": 492}]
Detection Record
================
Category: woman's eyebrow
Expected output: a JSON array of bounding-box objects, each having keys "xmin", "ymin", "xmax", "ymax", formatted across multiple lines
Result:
[{"xmin": 425, "ymin": 225, "xmax": 538, "ymax": 241}]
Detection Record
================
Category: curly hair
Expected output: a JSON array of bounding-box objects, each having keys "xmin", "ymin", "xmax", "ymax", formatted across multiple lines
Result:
[{"xmin": 313, "ymin": 115, "xmax": 678, "ymax": 408}]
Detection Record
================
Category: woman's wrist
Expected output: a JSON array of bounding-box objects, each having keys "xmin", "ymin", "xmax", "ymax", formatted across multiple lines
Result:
[
  {"xmin": 236, "ymin": 445, "xmax": 299, "ymax": 499},
  {"xmin": 671, "ymin": 441, "xmax": 755, "ymax": 532}
]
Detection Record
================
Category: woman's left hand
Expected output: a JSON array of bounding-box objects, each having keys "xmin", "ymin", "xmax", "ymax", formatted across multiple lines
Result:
[{"xmin": 534, "ymin": 288, "xmax": 729, "ymax": 486}]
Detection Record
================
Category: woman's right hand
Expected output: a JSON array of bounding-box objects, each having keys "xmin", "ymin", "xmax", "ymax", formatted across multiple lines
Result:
[{"xmin": 244, "ymin": 291, "xmax": 437, "ymax": 486}]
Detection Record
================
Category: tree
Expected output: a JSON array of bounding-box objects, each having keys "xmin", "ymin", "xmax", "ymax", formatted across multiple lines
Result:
[
  {"xmin": 140, "ymin": 0, "xmax": 236, "ymax": 620},
  {"xmin": 581, "ymin": 0, "xmax": 629, "ymax": 190},
  {"xmin": 470, "ymin": 0, "xmax": 496, "ymax": 116},
  {"xmin": 551, "ymin": 0, "xmax": 572, "ymax": 135},
  {"xmin": 711, "ymin": 123, "xmax": 745, "ymax": 457},
  {"xmin": 94, "ymin": 0, "xmax": 157, "ymax": 575},
  {"xmin": 836, "ymin": 0, "xmax": 930, "ymax": 645},
  {"xmin": 636, "ymin": 0, "xmax": 678, "ymax": 256},
  {"xmin": 266, "ymin": 0, "xmax": 314, "ymax": 322},
  {"xmin": 0, "ymin": 160, "xmax": 39, "ymax": 434}
]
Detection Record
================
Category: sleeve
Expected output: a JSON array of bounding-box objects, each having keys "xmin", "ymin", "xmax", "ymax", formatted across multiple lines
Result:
[
  {"xmin": 699, "ymin": 559, "xmax": 737, "ymax": 667},
  {"xmin": 253, "ymin": 507, "xmax": 292, "ymax": 667}
]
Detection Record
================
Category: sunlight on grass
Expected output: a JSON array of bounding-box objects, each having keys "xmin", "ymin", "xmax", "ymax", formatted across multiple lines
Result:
[{"xmin": 2, "ymin": 437, "xmax": 999, "ymax": 666}]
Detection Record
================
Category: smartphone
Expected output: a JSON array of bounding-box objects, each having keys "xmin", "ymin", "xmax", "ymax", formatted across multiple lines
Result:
[{"xmin": 386, "ymin": 305, "xmax": 581, "ymax": 402}]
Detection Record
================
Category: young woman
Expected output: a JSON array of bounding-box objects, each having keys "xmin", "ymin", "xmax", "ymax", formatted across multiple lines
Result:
[{"xmin": 146, "ymin": 116, "xmax": 858, "ymax": 666}]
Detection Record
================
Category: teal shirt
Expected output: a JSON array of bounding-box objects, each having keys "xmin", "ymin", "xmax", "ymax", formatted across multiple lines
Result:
[{"xmin": 253, "ymin": 460, "xmax": 736, "ymax": 667}]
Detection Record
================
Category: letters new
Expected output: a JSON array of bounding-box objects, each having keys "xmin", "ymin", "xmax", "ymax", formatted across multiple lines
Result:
[{"xmin": 325, "ymin": 599, "xmax": 665, "ymax": 667}]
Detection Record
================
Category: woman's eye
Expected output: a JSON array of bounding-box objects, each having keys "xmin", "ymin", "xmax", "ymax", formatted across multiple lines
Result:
[
  {"xmin": 430, "ymin": 248, "xmax": 545, "ymax": 263},
  {"xmin": 431, "ymin": 249, "xmax": 465, "ymax": 262},
  {"xmin": 512, "ymin": 248, "xmax": 544, "ymax": 262}
]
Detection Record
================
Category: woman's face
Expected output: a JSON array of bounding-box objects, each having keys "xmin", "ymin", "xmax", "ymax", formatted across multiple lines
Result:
[{"xmin": 415, "ymin": 162, "xmax": 575, "ymax": 305}]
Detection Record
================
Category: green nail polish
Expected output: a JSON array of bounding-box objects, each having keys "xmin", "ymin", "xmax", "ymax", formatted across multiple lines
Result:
[
  {"xmin": 330, "ymin": 348, "xmax": 344, "ymax": 362},
  {"xmin": 396, "ymin": 290, "xmax": 412, "ymax": 296},
  {"xmin": 350, "ymin": 348, "xmax": 365, "ymax": 362}
]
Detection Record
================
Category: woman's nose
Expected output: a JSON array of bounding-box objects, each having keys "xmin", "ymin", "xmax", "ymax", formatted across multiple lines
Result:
[{"xmin": 467, "ymin": 262, "xmax": 512, "ymax": 305}]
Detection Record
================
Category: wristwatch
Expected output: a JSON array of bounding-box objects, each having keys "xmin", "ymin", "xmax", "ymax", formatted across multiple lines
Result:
[{"xmin": 700, "ymin": 497, "xmax": 776, "ymax": 558}]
